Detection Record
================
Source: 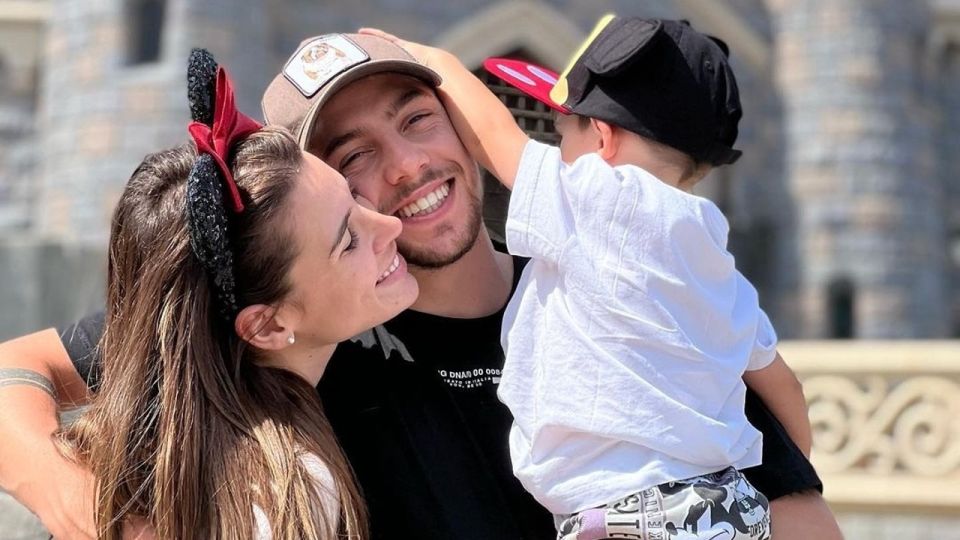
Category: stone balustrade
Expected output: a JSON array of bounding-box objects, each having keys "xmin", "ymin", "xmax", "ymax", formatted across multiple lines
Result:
[{"xmin": 780, "ymin": 340, "xmax": 960, "ymax": 510}]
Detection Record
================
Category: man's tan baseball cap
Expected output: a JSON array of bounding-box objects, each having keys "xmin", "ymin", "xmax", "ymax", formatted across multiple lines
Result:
[{"xmin": 261, "ymin": 33, "xmax": 441, "ymax": 150}]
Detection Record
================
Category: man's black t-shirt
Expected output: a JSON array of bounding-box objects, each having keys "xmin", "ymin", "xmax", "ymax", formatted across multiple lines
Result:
[
  {"xmin": 60, "ymin": 255, "xmax": 819, "ymax": 539},
  {"xmin": 318, "ymin": 271, "xmax": 554, "ymax": 538}
]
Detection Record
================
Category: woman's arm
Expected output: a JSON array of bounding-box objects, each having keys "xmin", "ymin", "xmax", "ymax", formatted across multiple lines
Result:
[{"xmin": 0, "ymin": 329, "xmax": 97, "ymax": 539}]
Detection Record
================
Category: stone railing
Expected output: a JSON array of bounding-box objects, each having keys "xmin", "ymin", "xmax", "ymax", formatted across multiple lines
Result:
[{"xmin": 780, "ymin": 340, "xmax": 960, "ymax": 510}]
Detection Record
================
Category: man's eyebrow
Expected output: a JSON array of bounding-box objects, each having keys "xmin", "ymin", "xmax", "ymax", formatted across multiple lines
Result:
[
  {"xmin": 322, "ymin": 128, "xmax": 364, "ymax": 160},
  {"xmin": 330, "ymin": 207, "xmax": 353, "ymax": 257},
  {"xmin": 387, "ymin": 87, "xmax": 429, "ymax": 119}
]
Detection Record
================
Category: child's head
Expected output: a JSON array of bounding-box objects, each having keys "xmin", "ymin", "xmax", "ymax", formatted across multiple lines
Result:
[
  {"xmin": 486, "ymin": 16, "xmax": 743, "ymax": 188},
  {"xmin": 553, "ymin": 111, "xmax": 713, "ymax": 191}
]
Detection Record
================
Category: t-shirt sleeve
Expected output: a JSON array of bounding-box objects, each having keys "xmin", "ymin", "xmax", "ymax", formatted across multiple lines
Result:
[
  {"xmin": 505, "ymin": 139, "xmax": 631, "ymax": 263},
  {"xmin": 505, "ymin": 139, "xmax": 570, "ymax": 261},
  {"xmin": 700, "ymin": 201, "xmax": 779, "ymax": 372},
  {"xmin": 746, "ymin": 307, "xmax": 779, "ymax": 371},
  {"xmin": 57, "ymin": 311, "xmax": 105, "ymax": 390}
]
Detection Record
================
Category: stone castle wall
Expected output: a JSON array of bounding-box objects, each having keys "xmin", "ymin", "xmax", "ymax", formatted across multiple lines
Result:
[
  {"xmin": 0, "ymin": 2, "xmax": 955, "ymax": 339},
  {"xmin": 769, "ymin": 0, "xmax": 951, "ymax": 338}
]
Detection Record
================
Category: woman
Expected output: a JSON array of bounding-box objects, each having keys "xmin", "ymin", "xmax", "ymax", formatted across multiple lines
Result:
[{"xmin": 55, "ymin": 50, "xmax": 417, "ymax": 539}]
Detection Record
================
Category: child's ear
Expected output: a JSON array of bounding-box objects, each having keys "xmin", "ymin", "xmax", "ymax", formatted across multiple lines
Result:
[
  {"xmin": 592, "ymin": 119, "xmax": 619, "ymax": 161},
  {"xmin": 234, "ymin": 304, "xmax": 296, "ymax": 351}
]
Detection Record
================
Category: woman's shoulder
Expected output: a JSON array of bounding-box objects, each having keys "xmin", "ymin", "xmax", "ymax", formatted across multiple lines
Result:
[{"xmin": 253, "ymin": 451, "xmax": 340, "ymax": 539}]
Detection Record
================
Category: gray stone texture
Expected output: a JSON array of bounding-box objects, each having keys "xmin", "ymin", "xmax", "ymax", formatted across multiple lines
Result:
[
  {"xmin": 941, "ymin": 45, "xmax": 960, "ymax": 336},
  {"xmin": 0, "ymin": 1, "xmax": 959, "ymax": 537},
  {"xmin": 0, "ymin": 0, "xmax": 952, "ymax": 341},
  {"xmin": 769, "ymin": 0, "xmax": 951, "ymax": 338}
]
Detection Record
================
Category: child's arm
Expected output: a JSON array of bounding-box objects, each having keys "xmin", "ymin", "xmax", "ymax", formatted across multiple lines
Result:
[
  {"xmin": 743, "ymin": 352, "xmax": 813, "ymax": 457},
  {"xmin": 359, "ymin": 28, "xmax": 528, "ymax": 189}
]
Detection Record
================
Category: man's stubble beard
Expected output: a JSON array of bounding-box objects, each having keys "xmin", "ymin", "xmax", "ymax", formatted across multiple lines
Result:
[{"xmin": 397, "ymin": 173, "xmax": 485, "ymax": 270}]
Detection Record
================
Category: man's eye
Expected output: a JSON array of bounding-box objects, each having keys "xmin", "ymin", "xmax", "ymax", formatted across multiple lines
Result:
[
  {"xmin": 340, "ymin": 150, "xmax": 368, "ymax": 170},
  {"xmin": 407, "ymin": 113, "xmax": 429, "ymax": 127}
]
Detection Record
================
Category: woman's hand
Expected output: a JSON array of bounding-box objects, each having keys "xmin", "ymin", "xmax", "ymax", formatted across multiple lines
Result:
[{"xmin": 25, "ymin": 458, "xmax": 96, "ymax": 539}]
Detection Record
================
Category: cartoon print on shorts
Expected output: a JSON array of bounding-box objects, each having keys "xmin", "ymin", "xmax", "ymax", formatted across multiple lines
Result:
[
  {"xmin": 555, "ymin": 470, "xmax": 770, "ymax": 540},
  {"xmin": 662, "ymin": 471, "xmax": 770, "ymax": 540}
]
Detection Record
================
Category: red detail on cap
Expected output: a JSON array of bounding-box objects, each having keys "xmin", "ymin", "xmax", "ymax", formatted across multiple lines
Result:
[
  {"xmin": 188, "ymin": 67, "xmax": 262, "ymax": 213},
  {"xmin": 482, "ymin": 57, "xmax": 569, "ymax": 114}
]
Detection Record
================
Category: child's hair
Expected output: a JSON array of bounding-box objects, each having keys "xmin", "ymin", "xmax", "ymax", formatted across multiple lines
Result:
[
  {"xmin": 570, "ymin": 112, "xmax": 710, "ymax": 184},
  {"xmin": 58, "ymin": 126, "xmax": 367, "ymax": 539}
]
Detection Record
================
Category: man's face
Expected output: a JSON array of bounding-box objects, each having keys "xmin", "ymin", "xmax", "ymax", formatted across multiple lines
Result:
[{"xmin": 309, "ymin": 73, "xmax": 484, "ymax": 269}]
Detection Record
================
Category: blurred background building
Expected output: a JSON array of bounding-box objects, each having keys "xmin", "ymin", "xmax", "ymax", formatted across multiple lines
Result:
[{"xmin": 0, "ymin": 0, "xmax": 958, "ymax": 538}]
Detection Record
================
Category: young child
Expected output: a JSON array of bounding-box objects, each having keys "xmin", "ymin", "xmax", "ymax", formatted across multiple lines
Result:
[{"xmin": 361, "ymin": 15, "xmax": 809, "ymax": 540}]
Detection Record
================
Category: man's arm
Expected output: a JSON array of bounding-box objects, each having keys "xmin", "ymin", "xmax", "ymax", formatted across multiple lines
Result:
[
  {"xmin": 743, "ymin": 352, "xmax": 813, "ymax": 457},
  {"xmin": 0, "ymin": 329, "xmax": 96, "ymax": 539},
  {"xmin": 359, "ymin": 28, "xmax": 529, "ymax": 189}
]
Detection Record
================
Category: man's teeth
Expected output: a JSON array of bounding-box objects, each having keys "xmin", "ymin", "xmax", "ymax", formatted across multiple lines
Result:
[
  {"xmin": 378, "ymin": 255, "xmax": 401, "ymax": 283},
  {"xmin": 398, "ymin": 183, "xmax": 450, "ymax": 218}
]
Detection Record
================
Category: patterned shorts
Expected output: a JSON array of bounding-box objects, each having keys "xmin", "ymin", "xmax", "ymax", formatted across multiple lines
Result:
[{"xmin": 555, "ymin": 467, "xmax": 771, "ymax": 540}]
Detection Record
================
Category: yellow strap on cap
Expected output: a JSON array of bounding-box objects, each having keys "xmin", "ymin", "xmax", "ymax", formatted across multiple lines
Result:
[{"xmin": 550, "ymin": 13, "xmax": 617, "ymax": 106}]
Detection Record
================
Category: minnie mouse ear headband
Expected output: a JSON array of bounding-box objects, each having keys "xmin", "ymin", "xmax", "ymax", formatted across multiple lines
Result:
[
  {"xmin": 483, "ymin": 15, "xmax": 742, "ymax": 166},
  {"xmin": 185, "ymin": 48, "xmax": 262, "ymax": 320}
]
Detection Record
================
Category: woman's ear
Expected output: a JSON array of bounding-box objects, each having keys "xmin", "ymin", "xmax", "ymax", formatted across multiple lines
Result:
[
  {"xmin": 592, "ymin": 119, "xmax": 619, "ymax": 161},
  {"xmin": 234, "ymin": 304, "xmax": 293, "ymax": 351}
]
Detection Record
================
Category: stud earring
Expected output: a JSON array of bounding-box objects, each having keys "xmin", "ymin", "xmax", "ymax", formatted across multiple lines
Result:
[{"xmin": 287, "ymin": 333, "xmax": 296, "ymax": 345}]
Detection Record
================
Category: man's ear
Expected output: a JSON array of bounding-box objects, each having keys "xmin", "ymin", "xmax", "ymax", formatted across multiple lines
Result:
[
  {"xmin": 592, "ymin": 119, "xmax": 619, "ymax": 161},
  {"xmin": 234, "ymin": 304, "xmax": 293, "ymax": 351}
]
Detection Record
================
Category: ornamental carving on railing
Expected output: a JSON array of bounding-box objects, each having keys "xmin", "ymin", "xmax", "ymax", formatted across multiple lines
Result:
[
  {"xmin": 780, "ymin": 341, "xmax": 960, "ymax": 508},
  {"xmin": 803, "ymin": 374, "xmax": 960, "ymax": 476}
]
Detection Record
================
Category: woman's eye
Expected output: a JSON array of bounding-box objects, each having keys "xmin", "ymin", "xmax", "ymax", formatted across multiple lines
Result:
[{"xmin": 343, "ymin": 228, "xmax": 359, "ymax": 252}]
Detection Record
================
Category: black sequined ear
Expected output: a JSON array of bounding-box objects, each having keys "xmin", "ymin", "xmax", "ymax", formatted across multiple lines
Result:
[
  {"xmin": 186, "ymin": 154, "xmax": 239, "ymax": 319},
  {"xmin": 187, "ymin": 48, "xmax": 218, "ymax": 126}
]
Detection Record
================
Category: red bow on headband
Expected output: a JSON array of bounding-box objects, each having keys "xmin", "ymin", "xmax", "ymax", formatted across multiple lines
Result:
[{"xmin": 187, "ymin": 67, "xmax": 262, "ymax": 213}]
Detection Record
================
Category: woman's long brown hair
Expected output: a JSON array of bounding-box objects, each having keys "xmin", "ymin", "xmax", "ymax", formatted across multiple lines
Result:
[{"xmin": 58, "ymin": 127, "xmax": 367, "ymax": 539}]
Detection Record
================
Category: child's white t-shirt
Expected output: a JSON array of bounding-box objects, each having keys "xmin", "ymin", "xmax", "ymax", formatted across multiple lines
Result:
[{"xmin": 499, "ymin": 140, "xmax": 777, "ymax": 514}]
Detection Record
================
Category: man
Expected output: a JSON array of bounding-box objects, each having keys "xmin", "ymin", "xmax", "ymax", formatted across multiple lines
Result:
[{"xmin": 0, "ymin": 33, "xmax": 840, "ymax": 539}]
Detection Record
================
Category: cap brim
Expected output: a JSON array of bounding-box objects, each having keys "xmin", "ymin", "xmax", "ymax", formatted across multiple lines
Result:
[
  {"xmin": 296, "ymin": 60, "xmax": 441, "ymax": 149},
  {"xmin": 482, "ymin": 57, "xmax": 569, "ymax": 114}
]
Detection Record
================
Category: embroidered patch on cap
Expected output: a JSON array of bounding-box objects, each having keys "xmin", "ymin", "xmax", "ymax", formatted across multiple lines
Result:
[{"xmin": 283, "ymin": 35, "xmax": 369, "ymax": 98}]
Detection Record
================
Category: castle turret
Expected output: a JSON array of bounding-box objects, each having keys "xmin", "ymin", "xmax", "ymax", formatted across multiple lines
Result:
[
  {"xmin": 36, "ymin": 0, "xmax": 272, "ymax": 245},
  {"xmin": 769, "ymin": 0, "xmax": 949, "ymax": 338}
]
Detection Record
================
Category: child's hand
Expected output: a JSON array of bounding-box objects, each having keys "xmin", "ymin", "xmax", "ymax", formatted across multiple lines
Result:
[{"xmin": 358, "ymin": 28, "xmax": 437, "ymax": 68}]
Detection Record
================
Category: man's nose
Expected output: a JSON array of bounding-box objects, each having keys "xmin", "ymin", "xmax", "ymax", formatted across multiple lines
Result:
[{"xmin": 382, "ymin": 135, "xmax": 429, "ymax": 186}]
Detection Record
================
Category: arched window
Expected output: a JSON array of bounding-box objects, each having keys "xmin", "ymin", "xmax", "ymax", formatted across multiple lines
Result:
[
  {"xmin": 125, "ymin": 0, "xmax": 166, "ymax": 65},
  {"xmin": 475, "ymin": 53, "xmax": 560, "ymax": 243},
  {"xmin": 827, "ymin": 278, "xmax": 855, "ymax": 339}
]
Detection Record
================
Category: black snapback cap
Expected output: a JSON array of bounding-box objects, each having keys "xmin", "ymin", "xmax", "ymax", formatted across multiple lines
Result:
[
  {"xmin": 489, "ymin": 15, "xmax": 743, "ymax": 166},
  {"xmin": 556, "ymin": 15, "xmax": 742, "ymax": 165}
]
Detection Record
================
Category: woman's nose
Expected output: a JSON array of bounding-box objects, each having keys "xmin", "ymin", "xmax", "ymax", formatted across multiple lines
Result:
[{"xmin": 367, "ymin": 207, "xmax": 402, "ymax": 253}]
